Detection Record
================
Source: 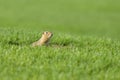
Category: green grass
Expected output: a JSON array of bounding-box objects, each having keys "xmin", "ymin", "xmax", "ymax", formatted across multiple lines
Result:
[
  {"xmin": 0, "ymin": 0, "xmax": 120, "ymax": 80},
  {"xmin": 0, "ymin": 29, "xmax": 120, "ymax": 80}
]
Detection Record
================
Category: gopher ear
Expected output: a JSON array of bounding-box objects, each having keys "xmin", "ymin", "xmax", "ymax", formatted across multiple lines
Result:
[{"xmin": 42, "ymin": 32, "xmax": 44, "ymax": 35}]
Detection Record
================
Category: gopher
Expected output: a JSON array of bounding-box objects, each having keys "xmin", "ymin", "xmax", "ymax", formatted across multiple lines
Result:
[{"xmin": 31, "ymin": 31, "xmax": 53, "ymax": 47}]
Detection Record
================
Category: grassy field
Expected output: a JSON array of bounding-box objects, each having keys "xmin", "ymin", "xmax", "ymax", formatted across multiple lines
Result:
[{"xmin": 0, "ymin": 0, "xmax": 120, "ymax": 80}]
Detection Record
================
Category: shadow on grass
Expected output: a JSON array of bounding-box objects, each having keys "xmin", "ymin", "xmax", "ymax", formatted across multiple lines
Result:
[
  {"xmin": 49, "ymin": 40, "xmax": 79, "ymax": 48},
  {"xmin": 7, "ymin": 40, "xmax": 32, "ymax": 46},
  {"xmin": 8, "ymin": 41, "xmax": 20, "ymax": 46}
]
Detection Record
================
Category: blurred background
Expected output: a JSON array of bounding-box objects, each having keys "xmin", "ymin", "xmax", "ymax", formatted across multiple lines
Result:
[{"xmin": 0, "ymin": 0, "xmax": 120, "ymax": 39}]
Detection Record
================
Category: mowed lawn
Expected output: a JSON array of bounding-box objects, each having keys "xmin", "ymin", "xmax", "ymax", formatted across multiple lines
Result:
[{"xmin": 0, "ymin": 0, "xmax": 120, "ymax": 80}]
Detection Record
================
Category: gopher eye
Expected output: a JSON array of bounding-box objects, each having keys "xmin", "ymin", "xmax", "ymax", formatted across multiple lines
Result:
[{"xmin": 46, "ymin": 32, "xmax": 48, "ymax": 34}]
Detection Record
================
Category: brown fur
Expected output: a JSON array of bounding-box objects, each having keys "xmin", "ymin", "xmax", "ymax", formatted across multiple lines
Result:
[{"xmin": 31, "ymin": 31, "xmax": 53, "ymax": 47}]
